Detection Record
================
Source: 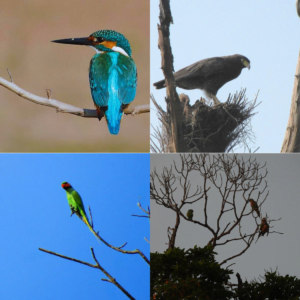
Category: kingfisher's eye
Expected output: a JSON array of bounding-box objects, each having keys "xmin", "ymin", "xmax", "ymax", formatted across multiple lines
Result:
[{"xmin": 94, "ymin": 37, "xmax": 104, "ymax": 43}]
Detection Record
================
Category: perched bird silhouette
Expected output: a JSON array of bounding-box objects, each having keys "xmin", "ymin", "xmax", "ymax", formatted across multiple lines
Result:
[
  {"xmin": 186, "ymin": 209, "xmax": 194, "ymax": 220},
  {"xmin": 249, "ymin": 199, "xmax": 260, "ymax": 217},
  {"xmin": 153, "ymin": 54, "xmax": 250, "ymax": 105},
  {"xmin": 52, "ymin": 29, "xmax": 137, "ymax": 135},
  {"xmin": 256, "ymin": 218, "xmax": 269, "ymax": 244},
  {"xmin": 61, "ymin": 182, "xmax": 99, "ymax": 240},
  {"xmin": 258, "ymin": 218, "xmax": 269, "ymax": 238}
]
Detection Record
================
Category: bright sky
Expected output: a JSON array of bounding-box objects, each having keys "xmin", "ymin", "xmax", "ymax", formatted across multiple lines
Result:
[
  {"xmin": 151, "ymin": 1, "xmax": 300, "ymax": 152},
  {"xmin": 0, "ymin": 154, "xmax": 149, "ymax": 300},
  {"xmin": 151, "ymin": 154, "xmax": 300, "ymax": 283}
]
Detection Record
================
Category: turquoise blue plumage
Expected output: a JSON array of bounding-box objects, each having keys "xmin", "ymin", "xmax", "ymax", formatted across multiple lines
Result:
[
  {"xmin": 52, "ymin": 29, "xmax": 137, "ymax": 135},
  {"xmin": 89, "ymin": 51, "xmax": 137, "ymax": 134}
]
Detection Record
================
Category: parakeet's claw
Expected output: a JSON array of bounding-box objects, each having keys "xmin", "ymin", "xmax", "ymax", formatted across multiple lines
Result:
[{"xmin": 70, "ymin": 207, "xmax": 76, "ymax": 217}]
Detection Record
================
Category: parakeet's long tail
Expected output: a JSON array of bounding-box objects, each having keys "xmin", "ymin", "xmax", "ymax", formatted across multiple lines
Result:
[{"xmin": 82, "ymin": 215, "xmax": 100, "ymax": 243}]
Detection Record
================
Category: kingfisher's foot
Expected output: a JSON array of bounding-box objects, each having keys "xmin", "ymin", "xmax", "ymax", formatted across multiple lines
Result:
[
  {"xmin": 121, "ymin": 103, "xmax": 130, "ymax": 112},
  {"xmin": 96, "ymin": 107, "xmax": 105, "ymax": 121}
]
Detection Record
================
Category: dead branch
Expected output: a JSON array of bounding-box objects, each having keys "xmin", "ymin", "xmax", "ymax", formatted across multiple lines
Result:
[
  {"xmin": 131, "ymin": 197, "xmax": 150, "ymax": 219},
  {"xmin": 281, "ymin": 49, "xmax": 300, "ymax": 152},
  {"xmin": 76, "ymin": 206, "xmax": 149, "ymax": 265},
  {"xmin": 157, "ymin": 0, "xmax": 188, "ymax": 152},
  {"xmin": 39, "ymin": 247, "xmax": 136, "ymax": 300},
  {"xmin": 90, "ymin": 227, "xmax": 149, "ymax": 265},
  {"xmin": 0, "ymin": 74, "xmax": 149, "ymax": 118}
]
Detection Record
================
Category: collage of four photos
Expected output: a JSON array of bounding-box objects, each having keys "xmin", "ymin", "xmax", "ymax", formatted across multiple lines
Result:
[{"xmin": 1, "ymin": 1, "xmax": 300, "ymax": 299}]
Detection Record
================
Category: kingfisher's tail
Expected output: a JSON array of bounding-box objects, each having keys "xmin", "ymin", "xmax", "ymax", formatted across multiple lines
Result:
[
  {"xmin": 82, "ymin": 215, "xmax": 100, "ymax": 242},
  {"xmin": 104, "ymin": 102, "xmax": 123, "ymax": 135}
]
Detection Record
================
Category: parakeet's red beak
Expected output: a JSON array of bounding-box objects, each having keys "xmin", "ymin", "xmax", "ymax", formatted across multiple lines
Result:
[{"xmin": 61, "ymin": 182, "xmax": 71, "ymax": 189}]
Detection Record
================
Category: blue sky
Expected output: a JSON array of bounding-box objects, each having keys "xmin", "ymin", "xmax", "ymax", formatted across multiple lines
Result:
[
  {"xmin": 151, "ymin": 1, "xmax": 300, "ymax": 152},
  {"xmin": 0, "ymin": 154, "xmax": 149, "ymax": 300}
]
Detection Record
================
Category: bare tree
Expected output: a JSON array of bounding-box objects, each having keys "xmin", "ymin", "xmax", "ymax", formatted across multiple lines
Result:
[
  {"xmin": 151, "ymin": 0, "xmax": 259, "ymax": 153},
  {"xmin": 150, "ymin": 154, "xmax": 282, "ymax": 266}
]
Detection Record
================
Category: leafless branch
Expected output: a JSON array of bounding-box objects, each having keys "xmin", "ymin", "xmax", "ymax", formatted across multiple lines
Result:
[
  {"xmin": 0, "ymin": 75, "xmax": 149, "ymax": 118},
  {"xmin": 75, "ymin": 206, "xmax": 150, "ymax": 265},
  {"xmin": 6, "ymin": 67, "xmax": 13, "ymax": 83},
  {"xmin": 88, "ymin": 206, "xmax": 94, "ymax": 228},
  {"xmin": 132, "ymin": 197, "xmax": 150, "ymax": 219},
  {"xmin": 39, "ymin": 247, "xmax": 136, "ymax": 300}
]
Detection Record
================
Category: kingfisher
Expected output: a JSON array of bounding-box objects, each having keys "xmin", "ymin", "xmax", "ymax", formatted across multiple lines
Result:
[{"xmin": 52, "ymin": 30, "xmax": 137, "ymax": 135}]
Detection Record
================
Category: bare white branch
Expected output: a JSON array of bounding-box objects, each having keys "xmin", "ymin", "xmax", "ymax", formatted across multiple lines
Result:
[{"xmin": 0, "ymin": 75, "xmax": 150, "ymax": 118}]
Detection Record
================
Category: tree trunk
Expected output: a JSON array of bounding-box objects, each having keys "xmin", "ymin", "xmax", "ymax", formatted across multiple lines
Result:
[
  {"xmin": 157, "ymin": 0, "xmax": 188, "ymax": 152},
  {"xmin": 281, "ymin": 50, "xmax": 300, "ymax": 152}
]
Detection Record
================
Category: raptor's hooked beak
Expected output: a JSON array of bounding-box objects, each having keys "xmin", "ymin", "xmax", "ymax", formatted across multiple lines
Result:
[{"xmin": 242, "ymin": 59, "xmax": 251, "ymax": 70}]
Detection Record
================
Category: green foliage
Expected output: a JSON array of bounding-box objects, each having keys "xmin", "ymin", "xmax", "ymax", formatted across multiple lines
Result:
[
  {"xmin": 151, "ymin": 246, "xmax": 300, "ymax": 300},
  {"xmin": 235, "ymin": 270, "xmax": 300, "ymax": 300},
  {"xmin": 151, "ymin": 246, "xmax": 234, "ymax": 300}
]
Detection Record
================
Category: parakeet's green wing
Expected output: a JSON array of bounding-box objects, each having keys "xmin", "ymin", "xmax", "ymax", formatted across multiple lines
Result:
[{"xmin": 71, "ymin": 190, "xmax": 86, "ymax": 214}]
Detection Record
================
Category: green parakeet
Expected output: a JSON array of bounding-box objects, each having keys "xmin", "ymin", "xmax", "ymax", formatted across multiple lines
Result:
[
  {"xmin": 249, "ymin": 199, "xmax": 260, "ymax": 217},
  {"xmin": 61, "ymin": 182, "xmax": 99, "ymax": 240},
  {"xmin": 186, "ymin": 209, "xmax": 194, "ymax": 220}
]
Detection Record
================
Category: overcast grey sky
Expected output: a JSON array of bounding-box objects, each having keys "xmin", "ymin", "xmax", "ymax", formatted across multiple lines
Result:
[
  {"xmin": 151, "ymin": 154, "xmax": 300, "ymax": 283},
  {"xmin": 150, "ymin": 1, "xmax": 300, "ymax": 152}
]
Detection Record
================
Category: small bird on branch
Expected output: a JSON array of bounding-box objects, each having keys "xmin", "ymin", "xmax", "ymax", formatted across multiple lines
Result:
[
  {"xmin": 249, "ymin": 199, "xmax": 260, "ymax": 217},
  {"xmin": 256, "ymin": 218, "xmax": 269, "ymax": 243},
  {"xmin": 53, "ymin": 29, "xmax": 137, "ymax": 135},
  {"xmin": 186, "ymin": 209, "xmax": 194, "ymax": 220}
]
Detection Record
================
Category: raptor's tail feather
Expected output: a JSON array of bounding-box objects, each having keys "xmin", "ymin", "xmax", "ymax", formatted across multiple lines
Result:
[{"xmin": 153, "ymin": 79, "xmax": 166, "ymax": 89}]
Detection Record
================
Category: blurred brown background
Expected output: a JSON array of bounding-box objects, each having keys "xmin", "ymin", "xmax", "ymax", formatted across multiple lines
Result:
[{"xmin": 0, "ymin": 0, "xmax": 149, "ymax": 152}]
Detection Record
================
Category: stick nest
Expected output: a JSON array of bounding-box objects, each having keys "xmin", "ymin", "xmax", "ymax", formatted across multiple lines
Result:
[{"xmin": 151, "ymin": 89, "xmax": 259, "ymax": 153}]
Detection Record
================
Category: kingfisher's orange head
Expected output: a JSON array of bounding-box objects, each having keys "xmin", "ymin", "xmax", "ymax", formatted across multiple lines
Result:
[{"xmin": 61, "ymin": 182, "xmax": 72, "ymax": 190}]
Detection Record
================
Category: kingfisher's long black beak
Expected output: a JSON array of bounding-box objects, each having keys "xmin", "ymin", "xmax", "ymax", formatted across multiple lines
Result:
[{"xmin": 51, "ymin": 37, "xmax": 93, "ymax": 46}]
